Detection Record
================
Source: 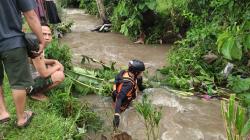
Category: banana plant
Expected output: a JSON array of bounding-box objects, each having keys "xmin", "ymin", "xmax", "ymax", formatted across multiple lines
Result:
[
  {"xmin": 221, "ymin": 94, "xmax": 250, "ymax": 140},
  {"xmin": 65, "ymin": 67, "xmax": 112, "ymax": 96}
]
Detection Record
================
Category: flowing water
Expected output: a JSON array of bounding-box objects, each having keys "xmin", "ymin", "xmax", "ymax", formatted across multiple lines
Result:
[
  {"xmin": 60, "ymin": 9, "xmax": 169, "ymax": 74},
  {"xmin": 61, "ymin": 9, "xmax": 226, "ymax": 140}
]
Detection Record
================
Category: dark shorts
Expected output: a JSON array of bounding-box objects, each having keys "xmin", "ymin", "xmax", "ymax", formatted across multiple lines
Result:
[
  {"xmin": 0, "ymin": 47, "xmax": 33, "ymax": 89},
  {"xmin": 33, "ymin": 76, "xmax": 53, "ymax": 89}
]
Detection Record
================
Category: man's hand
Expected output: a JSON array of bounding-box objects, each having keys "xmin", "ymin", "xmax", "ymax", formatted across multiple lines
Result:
[
  {"xmin": 30, "ymin": 42, "xmax": 45, "ymax": 58},
  {"xmin": 113, "ymin": 114, "xmax": 120, "ymax": 129},
  {"xmin": 54, "ymin": 60, "xmax": 64, "ymax": 71},
  {"xmin": 37, "ymin": 42, "xmax": 45, "ymax": 55}
]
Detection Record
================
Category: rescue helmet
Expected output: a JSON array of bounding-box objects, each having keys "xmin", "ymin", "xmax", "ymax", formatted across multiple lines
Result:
[{"xmin": 128, "ymin": 59, "xmax": 145, "ymax": 73}]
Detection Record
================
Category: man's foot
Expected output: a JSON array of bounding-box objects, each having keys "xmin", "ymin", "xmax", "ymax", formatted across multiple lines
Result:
[
  {"xmin": 0, "ymin": 112, "xmax": 10, "ymax": 124},
  {"xmin": 30, "ymin": 93, "xmax": 48, "ymax": 101},
  {"xmin": 17, "ymin": 111, "xmax": 34, "ymax": 128},
  {"xmin": 134, "ymin": 38, "xmax": 144, "ymax": 44}
]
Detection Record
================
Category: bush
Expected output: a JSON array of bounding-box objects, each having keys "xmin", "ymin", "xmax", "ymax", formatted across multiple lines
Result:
[
  {"xmin": 45, "ymin": 39, "xmax": 73, "ymax": 70},
  {"xmin": 161, "ymin": 0, "xmax": 250, "ymax": 92}
]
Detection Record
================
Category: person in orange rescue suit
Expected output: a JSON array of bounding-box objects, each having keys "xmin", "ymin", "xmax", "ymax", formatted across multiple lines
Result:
[{"xmin": 112, "ymin": 59, "xmax": 145, "ymax": 129}]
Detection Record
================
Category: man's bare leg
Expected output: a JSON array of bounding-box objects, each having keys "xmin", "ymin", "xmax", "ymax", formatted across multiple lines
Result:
[
  {"xmin": 31, "ymin": 71, "xmax": 64, "ymax": 101},
  {"xmin": 0, "ymin": 86, "xmax": 10, "ymax": 120},
  {"xmin": 30, "ymin": 92, "xmax": 48, "ymax": 101},
  {"xmin": 12, "ymin": 89, "xmax": 32, "ymax": 125},
  {"xmin": 134, "ymin": 31, "xmax": 145, "ymax": 44}
]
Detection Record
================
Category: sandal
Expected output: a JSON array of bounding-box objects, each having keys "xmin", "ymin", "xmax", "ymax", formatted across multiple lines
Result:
[
  {"xmin": 30, "ymin": 93, "xmax": 48, "ymax": 101},
  {"xmin": 0, "ymin": 117, "xmax": 10, "ymax": 124},
  {"xmin": 17, "ymin": 111, "xmax": 34, "ymax": 128}
]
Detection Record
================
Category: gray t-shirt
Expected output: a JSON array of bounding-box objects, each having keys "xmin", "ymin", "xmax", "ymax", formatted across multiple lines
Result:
[
  {"xmin": 29, "ymin": 64, "xmax": 40, "ymax": 79},
  {"xmin": 0, "ymin": 0, "xmax": 36, "ymax": 52}
]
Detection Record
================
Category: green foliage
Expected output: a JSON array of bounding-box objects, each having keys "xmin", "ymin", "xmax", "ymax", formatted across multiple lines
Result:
[
  {"xmin": 238, "ymin": 94, "xmax": 250, "ymax": 115},
  {"xmin": 217, "ymin": 23, "xmax": 250, "ymax": 60},
  {"xmin": 66, "ymin": 62, "xmax": 117, "ymax": 96},
  {"xmin": 160, "ymin": 46, "xmax": 219, "ymax": 91},
  {"xmin": 73, "ymin": 0, "xmax": 190, "ymax": 43},
  {"xmin": 228, "ymin": 76, "xmax": 250, "ymax": 93},
  {"xmin": 110, "ymin": 0, "xmax": 189, "ymax": 43},
  {"xmin": 49, "ymin": 92, "xmax": 103, "ymax": 133},
  {"xmin": 241, "ymin": 119, "xmax": 250, "ymax": 137},
  {"xmin": 52, "ymin": 21, "xmax": 74, "ymax": 35},
  {"xmin": 221, "ymin": 94, "xmax": 250, "ymax": 140},
  {"xmin": 160, "ymin": 0, "xmax": 250, "ymax": 103},
  {"xmin": 66, "ymin": 67, "xmax": 106, "ymax": 95},
  {"xmin": 96, "ymin": 69, "xmax": 117, "ymax": 95},
  {"xmin": 59, "ymin": 0, "xmax": 80, "ymax": 8},
  {"xmin": 228, "ymin": 76, "xmax": 250, "ymax": 113},
  {"xmin": 45, "ymin": 39, "xmax": 73, "ymax": 70},
  {"xmin": 48, "ymin": 77, "xmax": 104, "ymax": 133},
  {"xmin": 135, "ymin": 94, "xmax": 162, "ymax": 140},
  {"xmin": 156, "ymin": 0, "xmax": 188, "ymax": 14},
  {"xmin": 79, "ymin": 0, "xmax": 98, "ymax": 15},
  {"xmin": 0, "ymin": 76, "xmax": 103, "ymax": 139},
  {"xmin": 111, "ymin": 0, "xmax": 141, "ymax": 38},
  {"xmin": 79, "ymin": 55, "xmax": 118, "ymax": 96}
]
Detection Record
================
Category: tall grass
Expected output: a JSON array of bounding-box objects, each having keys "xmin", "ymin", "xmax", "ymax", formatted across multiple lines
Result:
[
  {"xmin": 0, "ymin": 77, "xmax": 103, "ymax": 139},
  {"xmin": 135, "ymin": 94, "xmax": 162, "ymax": 140},
  {"xmin": 221, "ymin": 94, "xmax": 250, "ymax": 140}
]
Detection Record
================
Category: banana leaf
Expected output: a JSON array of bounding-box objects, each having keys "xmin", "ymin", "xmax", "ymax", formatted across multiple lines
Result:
[
  {"xmin": 81, "ymin": 55, "xmax": 116, "ymax": 70},
  {"xmin": 66, "ymin": 69, "xmax": 104, "ymax": 86},
  {"xmin": 65, "ymin": 67, "xmax": 113, "ymax": 95},
  {"xmin": 65, "ymin": 73, "xmax": 100, "ymax": 91}
]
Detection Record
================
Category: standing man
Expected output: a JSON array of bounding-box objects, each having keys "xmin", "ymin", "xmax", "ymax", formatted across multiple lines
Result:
[{"xmin": 0, "ymin": 0, "xmax": 45, "ymax": 127}]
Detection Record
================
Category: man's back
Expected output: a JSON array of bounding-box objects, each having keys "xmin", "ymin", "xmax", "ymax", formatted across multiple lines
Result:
[{"xmin": 0, "ymin": 0, "xmax": 36, "ymax": 52}]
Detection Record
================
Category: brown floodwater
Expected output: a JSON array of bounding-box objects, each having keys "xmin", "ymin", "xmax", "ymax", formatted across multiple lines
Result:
[
  {"xmin": 60, "ymin": 9, "xmax": 169, "ymax": 74},
  {"xmin": 61, "ymin": 9, "xmax": 226, "ymax": 140}
]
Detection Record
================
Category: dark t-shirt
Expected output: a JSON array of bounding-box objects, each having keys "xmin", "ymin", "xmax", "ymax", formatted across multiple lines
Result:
[{"xmin": 0, "ymin": 0, "xmax": 36, "ymax": 52}]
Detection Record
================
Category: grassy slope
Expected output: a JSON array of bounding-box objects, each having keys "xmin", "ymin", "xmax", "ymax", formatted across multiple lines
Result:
[{"xmin": 0, "ymin": 78, "xmax": 75, "ymax": 140}]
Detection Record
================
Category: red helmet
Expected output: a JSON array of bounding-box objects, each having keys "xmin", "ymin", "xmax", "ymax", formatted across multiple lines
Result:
[{"xmin": 128, "ymin": 60, "xmax": 145, "ymax": 73}]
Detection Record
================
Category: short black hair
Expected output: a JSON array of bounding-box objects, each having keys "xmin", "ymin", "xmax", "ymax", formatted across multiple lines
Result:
[{"xmin": 41, "ymin": 22, "xmax": 49, "ymax": 27}]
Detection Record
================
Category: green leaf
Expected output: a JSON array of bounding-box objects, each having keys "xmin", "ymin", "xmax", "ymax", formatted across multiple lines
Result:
[
  {"xmin": 236, "ymin": 106, "xmax": 245, "ymax": 134},
  {"xmin": 146, "ymin": 1, "xmax": 156, "ymax": 10},
  {"xmin": 228, "ymin": 1, "xmax": 234, "ymax": 12},
  {"xmin": 228, "ymin": 94, "xmax": 235, "ymax": 125},
  {"xmin": 243, "ymin": 35, "xmax": 250, "ymax": 49},
  {"xmin": 217, "ymin": 32, "xmax": 230, "ymax": 53},
  {"xmin": 230, "ymin": 77, "xmax": 250, "ymax": 93},
  {"xmin": 156, "ymin": 0, "xmax": 170, "ymax": 14},
  {"xmin": 138, "ymin": 3, "xmax": 146, "ymax": 10},
  {"xmin": 242, "ymin": 21, "xmax": 250, "ymax": 31},
  {"xmin": 241, "ymin": 118, "xmax": 250, "ymax": 137},
  {"xmin": 230, "ymin": 41, "xmax": 242, "ymax": 60},
  {"xmin": 120, "ymin": 24, "xmax": 129, "ymax": 36},
  {"xmin": 221, "ymin": 37, "xmax": 235, "ymax": 60}
]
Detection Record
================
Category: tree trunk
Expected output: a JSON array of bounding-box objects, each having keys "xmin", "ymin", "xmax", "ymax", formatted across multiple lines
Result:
[{"xmin": 95, "ymin": 0, "xmax": 108, "ymax": 23}]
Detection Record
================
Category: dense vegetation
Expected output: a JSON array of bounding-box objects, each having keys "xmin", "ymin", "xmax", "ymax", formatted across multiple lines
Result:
[
  {"xmin": 61, "ymin": 0, "xmax": 250, "ymax": 112},
  {"xmin": 159, "ymin": 0, "xmax": 250, "ymax": 115},
  {"xmin": 0, "ymin": 76, "xmax": 103, "ymax": 139},
  {"xmin": 1, "ymin": 0, "xmax": 248, "ymax": 139},
  {"xmin": 60, "ymin": 1, "xmax": 250, "ymax": 137}
]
